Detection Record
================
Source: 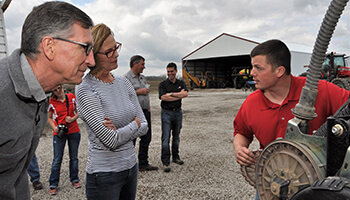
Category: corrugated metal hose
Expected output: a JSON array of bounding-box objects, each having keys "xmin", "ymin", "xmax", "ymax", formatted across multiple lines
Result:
[{"xmin": 292, "ymin": 0, "xmax": 349, "ymax": 135}]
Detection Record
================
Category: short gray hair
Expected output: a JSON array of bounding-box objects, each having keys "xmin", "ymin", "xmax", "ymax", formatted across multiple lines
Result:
[
  {"xmin": 129, "ymin": 55, "xmax": 145, "ymax": 68},
  {"xmin": 21, "ymin": 1, "xmax": 93, "ymax": 59}
]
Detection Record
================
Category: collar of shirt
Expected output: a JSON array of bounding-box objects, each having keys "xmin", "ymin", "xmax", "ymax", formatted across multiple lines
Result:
[
  {"xmin": 127, "ymin": 69, "xmax": 144, "ymax": 79},
  {"xmin": 20, "ymin": 53, "xmax": 47, "ymax": 102},
  {"xmin": 260, "ymin": 75, "xmax": 300, "ymax": 110},
  {"xmin": 131, "ymin": 71, "xmax": 137, "ymax": 78},
  {"xmin": 8, "ymin": 50, "xmax": 46, "ymax": 102},
  {"xmin": 166, "ymin": 78, "xmax": 178, "ymax": 84}
]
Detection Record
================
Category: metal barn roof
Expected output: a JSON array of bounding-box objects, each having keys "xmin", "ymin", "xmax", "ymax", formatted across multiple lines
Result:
[{"xmin": 182, "ymin": 33, "xmax": 313, "ymax": 61}]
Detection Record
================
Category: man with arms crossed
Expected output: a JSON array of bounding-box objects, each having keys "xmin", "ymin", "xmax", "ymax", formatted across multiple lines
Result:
[
  {"xmin": 0, "ymin": 2, "xmax": 94, "ymax": 199},
  {"xmin": 125, "ymin": 55, "xmax": 158, "ymax": 171},
  {"xmin": 159, "ymin": 62, "xmax": 188, "ymax": 172}
]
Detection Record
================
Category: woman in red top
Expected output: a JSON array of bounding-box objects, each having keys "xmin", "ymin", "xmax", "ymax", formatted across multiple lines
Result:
[{"xmin": 47, "ymin": 84, "xmax": 81, "ymax": 195}]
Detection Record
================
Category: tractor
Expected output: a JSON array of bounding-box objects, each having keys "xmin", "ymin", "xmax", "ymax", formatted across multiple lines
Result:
[
  {"xmin": 231, "ymin": 67, "xmax": 253, "ymax": 89},
  {"xmin": 321, "ymin": 52, "xmax": 350, "ymax": 90},
  {"xmin": 302, "ymin": 52, "xmax": 350, "ymax": 89}
]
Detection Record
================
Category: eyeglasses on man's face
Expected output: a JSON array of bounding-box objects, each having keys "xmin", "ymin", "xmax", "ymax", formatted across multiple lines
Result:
[
  {"xmin": 97, "ymin": 42, "xmax": 122, "ymax": 58},
  {"xmin": 53, "ymin": 37, "xmax": 93, "ymax": 56}
]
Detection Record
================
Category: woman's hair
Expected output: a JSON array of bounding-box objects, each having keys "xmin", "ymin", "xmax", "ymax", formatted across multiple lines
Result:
[
  {"xmin": 21, "ymin": 1, "xmax": 93, "ymax": 60},
  {"xmin": 90, "ymin": 23, "xmax": 113, "ymax": 70}
]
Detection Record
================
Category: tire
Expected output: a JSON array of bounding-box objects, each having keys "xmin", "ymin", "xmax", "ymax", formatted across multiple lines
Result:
[
  {"xmin": 234, "ymin": 77, "xmax": 243, "ymax": 89},
  {"xmin": 220, "ymin": 81, "xmax": 226, "ymax": 88},
  {"xmin": 331, "ymin": 78, "xmax": 350, "ymax": 90},
  {"xmin": 188, "ymin": 80, "xmax": 194, "ymax": 90},
  {"xmin": 205, "ymin": 80, "xmax": 209, "ymax": 88}
]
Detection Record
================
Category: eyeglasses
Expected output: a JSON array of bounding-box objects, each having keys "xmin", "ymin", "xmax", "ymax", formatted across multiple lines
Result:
[
  {"xmin": 54, "ymin": 85, "xmax": 62, "ymax": 92},
  {"xmin": 97, "ymin": 42, "xmax": 122, "ymax": 58},
  {"xmin": 53, "ymin": 37, "xmax": 93, "ymax": 56}
]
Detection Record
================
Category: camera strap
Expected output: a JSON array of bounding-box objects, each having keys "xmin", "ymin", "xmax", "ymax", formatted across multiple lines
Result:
[
  {"xmin": 65, "ymin": 94, "xmax": 69, "ymax": 117},
  {"xmin": 65, "ymin": 94, "xmax": 70, "ymax": 125}
]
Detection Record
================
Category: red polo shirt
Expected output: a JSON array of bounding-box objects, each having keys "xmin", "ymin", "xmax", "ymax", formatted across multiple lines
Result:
[
  {"xmin": 234, "ymin": 76, "xmax": 350, "ymax": 148},
  {"xmin": 49, "ymin": 93, "xmax": 80, "ymax": 135}
]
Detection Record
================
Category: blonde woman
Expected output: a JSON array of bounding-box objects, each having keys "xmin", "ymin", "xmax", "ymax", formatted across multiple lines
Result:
[{"xmin": 75, "ymin": 23, "xmax": 148, "ymax": 200}]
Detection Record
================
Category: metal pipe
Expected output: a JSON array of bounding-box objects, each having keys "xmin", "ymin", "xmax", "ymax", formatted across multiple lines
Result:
[{"xmin": 292, "ymin": 0, "xmax": 349, "ymax": 134}]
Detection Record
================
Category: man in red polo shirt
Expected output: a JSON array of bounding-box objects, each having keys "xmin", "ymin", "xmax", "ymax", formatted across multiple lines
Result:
[{"xmin": 233, "ymin": 39, "xmax": 350, "ymax": 167}]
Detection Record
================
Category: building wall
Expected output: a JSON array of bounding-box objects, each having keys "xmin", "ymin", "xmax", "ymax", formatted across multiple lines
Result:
[
  {"xmin": 0, "ymin": 8, "xmax": 8, "ymax": 59},
  {"xmin": 291, "ymin": 51, "xmax": 310, "ymax": 76}
]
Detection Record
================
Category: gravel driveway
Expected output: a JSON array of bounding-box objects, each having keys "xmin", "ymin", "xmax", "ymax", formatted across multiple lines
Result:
[{"xmin": 31, "ymin": 88, "xmax": 259, "ymax": 200}]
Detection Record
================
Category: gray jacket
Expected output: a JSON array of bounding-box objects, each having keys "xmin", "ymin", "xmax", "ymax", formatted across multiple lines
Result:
[{"xmin": 0, "ymin": 49, "xmax": 49, "ymax": 200}]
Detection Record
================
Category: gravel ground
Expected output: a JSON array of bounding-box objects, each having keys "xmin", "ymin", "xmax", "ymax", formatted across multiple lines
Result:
[{"xmin": 30, "ymin": 88, "xmax": 259, "ymax": 200}]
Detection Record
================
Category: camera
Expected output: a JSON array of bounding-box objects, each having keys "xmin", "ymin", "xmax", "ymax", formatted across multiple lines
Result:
[{"xmin": 57, "ymin": 124, "xmax": 68, "ymax": 139}]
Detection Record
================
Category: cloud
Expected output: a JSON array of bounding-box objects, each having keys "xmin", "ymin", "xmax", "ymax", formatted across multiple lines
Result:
[{"xmin": 3, "ymin": 0, "xmax": 350, "ymax": 76}]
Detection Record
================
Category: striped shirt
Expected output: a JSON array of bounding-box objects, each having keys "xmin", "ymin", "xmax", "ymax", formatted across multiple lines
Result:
[{"xmin": 75, "ymin": 73, "xmax": 148, "ymax": 174}]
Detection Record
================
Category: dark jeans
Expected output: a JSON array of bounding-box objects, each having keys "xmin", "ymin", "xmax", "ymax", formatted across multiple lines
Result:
[
  {"xmin": 49, "ymin": 132, "xmax": 81, "ymax": 188},
  {"xmin": 161, "ymin": 109, "xmax": 183, "ymax": 166},
  {"xmin": 27, "ymin": 153, "xmax": 40, "ymax": 183},
  {"xmin": 86, "ymin": 164, "xmax": 138, "ymax": 200},
  {"xmin": 137, "ymin": 109, "xmax": 152, "ymax": 166},
  {"xmin": 255, "ymin": 191, "xmax": 260, "ymax": 200}
]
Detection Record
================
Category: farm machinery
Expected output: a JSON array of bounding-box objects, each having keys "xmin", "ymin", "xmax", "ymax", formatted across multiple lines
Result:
[
  {"xmin": 182, "ymin": 68, "xmax": 206, "ymax": 90},
  {"xmin": 303, "ymin": 52, "xmax": 350, "ymax": 89},
  {"xmin": 231, "ymin": 67, "xmax": 253, "ymax": 89},
  {"xmin": 183, "ymin": 68, "xmax": 227, "ymax": 90},
  {"xmin": 240, "ymin": 0, "xmax": 350, "ymax": 199},
  {"xmin": 321, "ymin": 52, "xmax": 350, "ymax": 90},
  {"xmin": 231, "ymin": 67, "xmax": 256, "ymax": 91}
]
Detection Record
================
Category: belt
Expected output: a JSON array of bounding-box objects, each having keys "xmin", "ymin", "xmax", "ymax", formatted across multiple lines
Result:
[{"xmin": 164, "ymin": 108, "xmax": 181, "ymax": 111}]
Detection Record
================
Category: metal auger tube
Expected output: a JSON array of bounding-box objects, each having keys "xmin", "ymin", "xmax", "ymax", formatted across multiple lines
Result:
[{"xmin": 292, "ymin": 0, "xmax": 349, "ymax": 134}]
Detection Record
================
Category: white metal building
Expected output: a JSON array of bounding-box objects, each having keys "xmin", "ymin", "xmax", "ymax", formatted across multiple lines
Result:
[
  {"xmin": 182, "ymin": 33, "xmax": 312, "ymax": 88},
  {"xmin": 0, "ymin": 0, "xmax": 11, "ymax": 59}
]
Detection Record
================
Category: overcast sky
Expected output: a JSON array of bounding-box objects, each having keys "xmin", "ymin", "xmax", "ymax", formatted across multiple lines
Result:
[{"xmin": 3, "ymin": 0, "xmax": 350, "ymax": 76}]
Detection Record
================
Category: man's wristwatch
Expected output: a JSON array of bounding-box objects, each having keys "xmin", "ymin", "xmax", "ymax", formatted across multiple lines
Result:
[{"xmin": 170, "ymin": 92, "xmax": 174, "ymax": 97}]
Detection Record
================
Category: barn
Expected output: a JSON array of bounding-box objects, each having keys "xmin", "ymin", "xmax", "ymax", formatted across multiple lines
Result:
[{"xmin": 182, "ymin": 33, "xmax": 312, "ymax": 89}]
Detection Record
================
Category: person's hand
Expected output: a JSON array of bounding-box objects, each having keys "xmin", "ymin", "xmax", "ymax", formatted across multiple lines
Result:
[
  {"xmin": 65, "ymin": 116, "xmax": 75, "ymax": 123},
  {"xmin": 235, "ymin": 146, "xmax": 257, "ymax": 166},
  {"xmin": 103, "ymin": 116, "xmax": 117, "ymax": 130},
  {"xmin": 54, "ymin": 126, "xmax": 59, "ymax": 133},
  {"xmin": 137, "ymin": 88, "xmax": 149, "ymax": 95},
  {"xmin": 179, "ymin": 89, "xmax": 188, "ymax": 97},
  {"xmin": 133, "ymin": 117, "xmax": 141, "ymax": 128},
  {"xmin": 141, "ymin": 88, "xmax": 150, "ymax": 95}
]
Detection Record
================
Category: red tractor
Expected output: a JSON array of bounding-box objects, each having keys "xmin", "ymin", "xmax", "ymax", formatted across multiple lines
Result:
[{"xmin": 321, "ymin": 52, "xmax": 350, "ymax": 90}]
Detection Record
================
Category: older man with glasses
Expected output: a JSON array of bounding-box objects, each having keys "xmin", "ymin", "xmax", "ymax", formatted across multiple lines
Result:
[{"xmin": 0, "ymin": 2, "xmax": 94, "ymax": 199}]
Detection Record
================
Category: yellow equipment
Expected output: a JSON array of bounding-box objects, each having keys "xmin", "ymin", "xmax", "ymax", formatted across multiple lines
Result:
[{"xmin": 182, "ymin": 69, "xmax": 206, "ymax": 90}]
